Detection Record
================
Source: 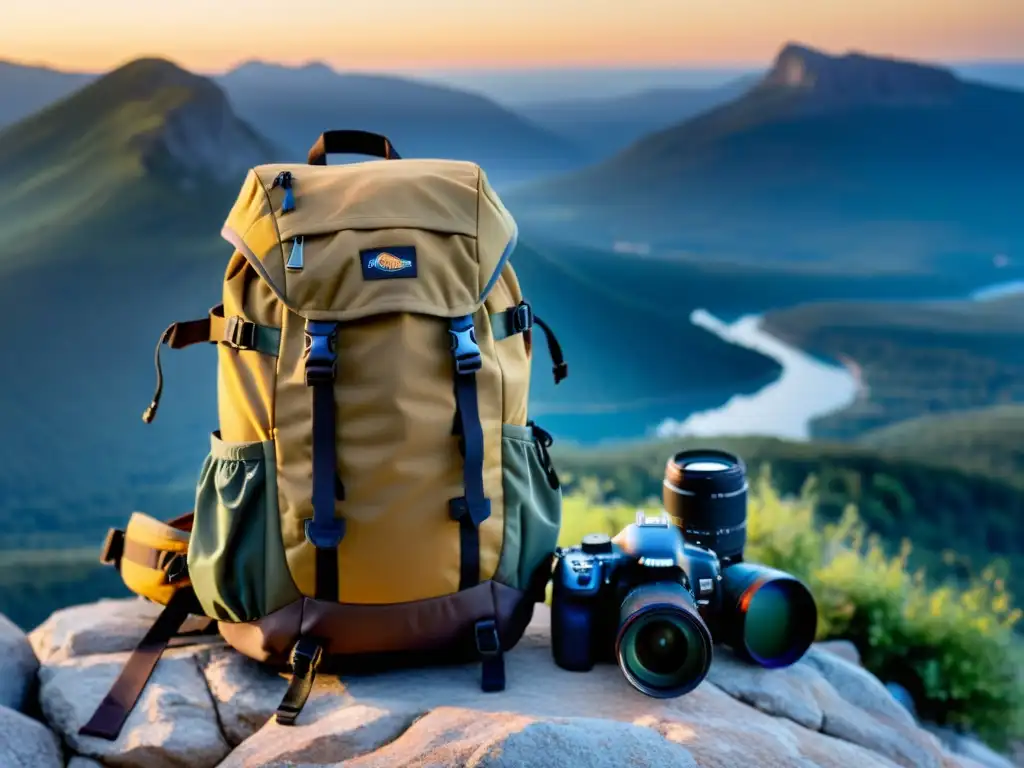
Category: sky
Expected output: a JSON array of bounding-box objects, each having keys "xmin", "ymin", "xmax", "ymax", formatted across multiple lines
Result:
[{"xmin": 2, "ymin": 0, "xmax": 1022, "ymax": 73}]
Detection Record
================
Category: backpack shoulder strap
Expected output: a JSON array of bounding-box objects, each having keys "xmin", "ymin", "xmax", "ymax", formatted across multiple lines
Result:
[
  {"xmin": 79, "ymin": 585, "xmax": 203, "ymax": 740},
  {"xmin": 82, "ymin": 511, "xmax": 212, "ymax": 740}
]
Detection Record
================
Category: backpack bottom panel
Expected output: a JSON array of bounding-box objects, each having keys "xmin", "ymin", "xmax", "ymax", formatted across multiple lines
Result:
[{"xmin": 218, "ymin": 579, "xmax": 536, "ymax": 668}]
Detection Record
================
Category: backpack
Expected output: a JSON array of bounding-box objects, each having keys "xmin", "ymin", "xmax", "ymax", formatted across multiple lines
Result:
[{"xmin": 80, "ymin": 130, "xmax": 568, "ymax": 740}]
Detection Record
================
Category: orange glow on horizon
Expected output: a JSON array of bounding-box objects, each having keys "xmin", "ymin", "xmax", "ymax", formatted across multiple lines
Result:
[{"xmin": 2, "ymin": 0, "xmax": 1022, "ymax": 73}]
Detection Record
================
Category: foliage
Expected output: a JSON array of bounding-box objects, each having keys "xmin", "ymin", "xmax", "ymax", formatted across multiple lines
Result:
[
  {"xmin": 551, "ymin": 435, "xmax": 1024, "ymax": 602},
  {"xmin": 558, "ymin": 471, "xmax": 1024, "ymax": 749}
]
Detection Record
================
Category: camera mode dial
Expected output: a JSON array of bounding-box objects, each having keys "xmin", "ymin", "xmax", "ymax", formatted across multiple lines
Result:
[{"xmin": 581, "ymin": 533, "xmax": 613, "ymax": 555}]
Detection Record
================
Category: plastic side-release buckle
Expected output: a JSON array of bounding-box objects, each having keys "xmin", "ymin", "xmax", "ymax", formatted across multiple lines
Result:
[
  {"xmin": 449, "ymin": 321, "xmax": 482, "ymax": 375},
  {"xmin": 303, "ymin": 321, "xmax": 338, "ymax": 385}
]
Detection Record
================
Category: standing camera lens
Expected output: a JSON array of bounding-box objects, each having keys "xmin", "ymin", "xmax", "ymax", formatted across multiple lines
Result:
[
  {"xmin": 663, "ymin": 449, "xmax": 747, "ymax": 562},
  {"xmin": 614, "ymin": 582, "xmax": 713, "ymax": 698}
]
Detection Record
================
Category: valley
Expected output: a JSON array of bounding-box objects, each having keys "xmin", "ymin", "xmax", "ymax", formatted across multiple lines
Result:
[
  {"xmin": 0, "ymin": 42, "xmax": 1022, "ymax": 637},
  {"xmin": 762, "ymin": 291, "xmax": 1024, "ymax": 439}
]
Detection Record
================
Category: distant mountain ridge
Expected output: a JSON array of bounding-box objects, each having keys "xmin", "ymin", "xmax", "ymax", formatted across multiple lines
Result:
[
  {"xmin": 0, "ymin": 57, "xmax": 275, "ymax": 259},
  {"xmin": 763, "ymin": 43, "xmax": 961, "ymax": 104},
  {"xmin": 517, "ymin": 76, "xmax": 756, "ymax": 156},
  {"xmin": 0, "ymin": 60, "xmax": 91, "ymax": 129},
  {"xmin": 510, "ymin": 43, "xmax": 1024, "ymax": 267},
  {"xmin": 214, "ymin": 60, "xmax": 589, "ymax": 186}
]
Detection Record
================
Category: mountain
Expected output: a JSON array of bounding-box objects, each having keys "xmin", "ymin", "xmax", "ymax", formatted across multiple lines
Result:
[
  {"xmin": 0, "ymin": 60, "xmax": 93, "ymax": 130},
  {"xmin": 954, "ymin": 62, "xmax": 1024, "ymax": 91},
  {"xmin": 761, "ymin": 292, "xmax": 1024, "ymax": 439},
  {"xmin": 216, "ymin": 61, "xmax": 589, "ymax": 187},
  {"xmin": 0, "ymin": 57, "xmax": 276, "ymax": 262},
  {"xmin": 0, "ymin": 59, "xmax": 275, "ymax": 556},
  {"xmin": 511, "ymin": 43, "xmax": 1024, "ymax": 268},
  {"xmin": 0, "ymin": 63, "xmax": 780, "ymax": 557},
  {"xmin": 516, "ymin": 76, "xmax": 756, "ymax": 156},
  {"xmin": 857, "ymin": 404, "xmax": 1024, "ymax": 486}
]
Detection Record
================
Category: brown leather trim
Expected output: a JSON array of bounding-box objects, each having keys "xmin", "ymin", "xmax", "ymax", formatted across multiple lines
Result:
[
  {"xmin": 218, "ymin": 599, "xmax": 304, "ymax": 664},
  {"xmin": 302, "ymin": 581, "xmax": 527, "ymax": 656},
  {"xmin": 217, "ymin": 581, "xmax": 535, "ymax": 665},
  {"xmin": 166, "ymin": 512, "xmax": 195, "ymax": 533}
]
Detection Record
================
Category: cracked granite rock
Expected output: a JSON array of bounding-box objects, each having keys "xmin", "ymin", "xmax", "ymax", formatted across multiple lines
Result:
[{"xmin": 26, "ymin": 599, "xmax": 1007, "ymax": 768}]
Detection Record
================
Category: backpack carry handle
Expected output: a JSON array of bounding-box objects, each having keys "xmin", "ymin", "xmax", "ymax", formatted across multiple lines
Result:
[{"xmin": 307, "ymin": 130, "xmax": 402, "ymax": 164}]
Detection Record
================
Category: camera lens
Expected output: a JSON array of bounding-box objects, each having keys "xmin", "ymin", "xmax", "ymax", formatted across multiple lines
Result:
[
  {"xmin": 720, "ymin": 562, "xmax": 818, "ymax": 668},
  {"xmin": 615, "ymin": 582, "xmax": 713, "ymax": 698},
  {"xmin": 663, "ymin": 449, "xmax": 747, "ymax": 562},
  {"xmin": 633, "ymin": 619, "xmax": 690, "ymax": 675}
]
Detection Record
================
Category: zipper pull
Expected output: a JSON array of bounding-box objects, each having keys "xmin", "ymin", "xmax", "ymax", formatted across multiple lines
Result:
[
  {"xmin": 272, "ymin": 171, "xmax": 295, "ymax": 213},
  {"xmin": 286, "ymin": 236, "xmax": 305, "ymax": 272}
]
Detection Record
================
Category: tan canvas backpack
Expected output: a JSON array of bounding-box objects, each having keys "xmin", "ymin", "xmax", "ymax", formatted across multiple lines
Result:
[{"xmin": 81, "ymin": 130, "xmax": 568, "ymax": 740}]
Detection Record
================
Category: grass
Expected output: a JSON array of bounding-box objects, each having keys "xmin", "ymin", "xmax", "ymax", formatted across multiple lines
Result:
[{"xmin": 558, "ymin": 474, "xmax": 1024, "ymax": 750}]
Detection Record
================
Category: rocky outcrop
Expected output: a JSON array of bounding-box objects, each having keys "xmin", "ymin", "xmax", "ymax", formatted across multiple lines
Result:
[
  {"xmin": 0, "ymin": 612, "xmax": 39, "ymax": 711},
  {"xmin": 0, "ymin": 598, "xmax": 1016, "ymax": 767},
  {"xmin": 760, "ymin": 42, "xmax": 963, "ymax": 106}
]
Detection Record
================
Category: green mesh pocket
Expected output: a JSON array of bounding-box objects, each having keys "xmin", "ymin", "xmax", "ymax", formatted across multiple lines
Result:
[
  {"xmin": 188, "ymin": 431, "xmax": 300, "ymax": 622},
  {"xmin": 496, "ymin": 423, "xmax": 562, "ymax": 592}
]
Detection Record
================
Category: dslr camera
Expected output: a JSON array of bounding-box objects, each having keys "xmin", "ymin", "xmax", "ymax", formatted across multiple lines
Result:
[{"xmin": 551, "ymin": 449, "xmax": 818, "ymax": 698}]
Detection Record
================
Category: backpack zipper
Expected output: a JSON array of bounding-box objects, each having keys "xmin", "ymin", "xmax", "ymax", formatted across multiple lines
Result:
[
  {"xmin": 271, "ymin": 171, "xmax": 296, "ymax": 213},
  {"xmin": 286, "ymin": 236, "xmax": 305, "ymax": 272}
]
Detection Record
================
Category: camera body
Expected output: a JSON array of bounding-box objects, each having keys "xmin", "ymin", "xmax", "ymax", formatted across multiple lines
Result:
[
  {"xmin": 552, "ymin": 512, "xmax": 721, "ymax": 673},
  {"xmin": 549, "ymin": 448, "xmax": 818, "ymax": 698}
]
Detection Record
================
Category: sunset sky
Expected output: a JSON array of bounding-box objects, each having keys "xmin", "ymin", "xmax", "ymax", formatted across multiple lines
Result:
[{"xmin": 3, "ymin": 0, "xmax": 1022, "ymax": 73}]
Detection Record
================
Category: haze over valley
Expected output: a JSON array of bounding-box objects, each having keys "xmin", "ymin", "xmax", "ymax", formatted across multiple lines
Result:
[{"xmin": 1, "ymin": 38, "xmax": 1022, "ymax": 629}]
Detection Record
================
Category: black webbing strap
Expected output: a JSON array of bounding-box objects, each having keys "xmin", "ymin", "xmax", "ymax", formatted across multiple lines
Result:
[
  {"xmin": 302, "ymin": 320, "xmax": 345, "ymax": 602},
  {"xmin": 487, "ymin": 301, "xmax": 567, "ymax": 386},
  {"xmin": 275, "ymin": 636, "xmax": 324, "ymax": 726},
  {"xmin": 533, "ymin": 314, "xmax": 568, "ymax": 384},
  {"xmin": 447, "ymin": 315, "xmax": 491, "ymax": 591},
  {"xmin": 475, "ymin": 619, "xmax": 506, "ymax": 692},
  {"xmin": 79, "ymin": 586, "xmax": 202, "ymax": 740}
]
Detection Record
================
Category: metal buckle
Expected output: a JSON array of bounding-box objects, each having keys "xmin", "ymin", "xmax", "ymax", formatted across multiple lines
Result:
[
  {"xmin": 99, "ymin": 528, "xmax": 124, "ymax": 567},
  {"xmin": 224, "ymin": 315, "xmax": 256, "ymax": 350},
  {"xmin": 449, "ymin": 327, "xmax": 482, "ymax": 375},
  {"xmin": 510, "ymin": 302, "xmax": 533, "ymax": 334},
  {"xmin": 474, "ymin": 619, "xmax": 501, "ymax": 658}
]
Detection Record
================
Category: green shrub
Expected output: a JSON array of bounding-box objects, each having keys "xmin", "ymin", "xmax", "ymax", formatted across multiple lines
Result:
[{"xmin": 556, "ymin": 468, "xmax": 1024, "ymax": 749}]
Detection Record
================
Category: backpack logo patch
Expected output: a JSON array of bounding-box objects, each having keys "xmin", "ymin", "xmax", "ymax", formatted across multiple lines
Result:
[{"xmin": 361, "ymin": 246, "xmax": 418, "ymax": 280}]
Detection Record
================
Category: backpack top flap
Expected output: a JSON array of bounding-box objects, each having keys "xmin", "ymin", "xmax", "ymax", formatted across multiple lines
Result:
[{"xmin": 220, "ymin": 158, "xmax": 518, "ymax": 322}]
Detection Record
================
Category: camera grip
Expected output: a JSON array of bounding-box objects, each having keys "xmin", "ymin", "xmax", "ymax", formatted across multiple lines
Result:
[{"xmin": 551, "ymin": 597, "xmax": 597, "ymax": 671}]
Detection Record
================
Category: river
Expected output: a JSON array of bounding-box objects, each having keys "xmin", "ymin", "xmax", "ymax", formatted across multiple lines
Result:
[{"xmin": 655, "ymin": 279, "xmax": 1024, "ymax": 441}]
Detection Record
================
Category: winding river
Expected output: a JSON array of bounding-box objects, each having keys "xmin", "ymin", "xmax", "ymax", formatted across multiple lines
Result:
[{"xmin": 656, "ymin": 279, "xmax": 1024, "ymax": 441}]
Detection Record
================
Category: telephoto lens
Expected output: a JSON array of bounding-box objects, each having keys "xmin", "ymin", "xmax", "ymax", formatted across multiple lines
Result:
[
  {"xmin": 719, "ymin": 563, "xmax": 818, "ymax": 668},
  {"xmin": 663, "ymin": 449, "xmax": 748, "ymax": 562}
]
